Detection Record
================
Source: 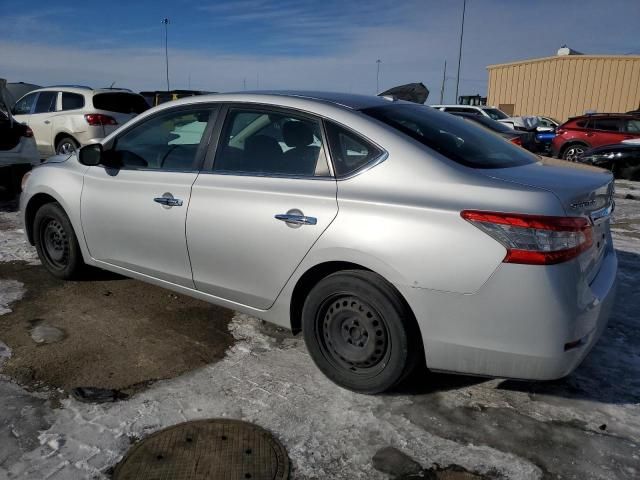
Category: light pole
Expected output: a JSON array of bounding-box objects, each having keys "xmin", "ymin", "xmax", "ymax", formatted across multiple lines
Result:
[
  {"xmin": 162, "ymin": 18, "xmax": 170, "ymax": 91},
  {"xmin": 376, "ymin": 59, "xmax": 382, "ymax": 94},
  {"xmin": 454, "ymin": 0, "xmax": 466, "ymax": 103}
]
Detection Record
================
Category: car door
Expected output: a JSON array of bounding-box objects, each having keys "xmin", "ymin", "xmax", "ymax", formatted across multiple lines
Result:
[
  {"xmin": 589, "ymin": 117, "xmax": 625, "ymax": 147},
  {"xmin": 81, "ymin": 105, "xmax": 217, "ymax": 287},
  {"xmin": 187, "ymin": 105, "xmax": 338, "ymax": 309},
  {"xmin": 28, "ymin": 91, "xmax": 59, "ymax": 156}
]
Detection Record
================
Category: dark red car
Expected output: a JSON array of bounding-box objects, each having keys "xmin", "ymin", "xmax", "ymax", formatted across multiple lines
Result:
[{"xmin": 551, "ymin": 113, "xmax": 640, "ymax": 161}]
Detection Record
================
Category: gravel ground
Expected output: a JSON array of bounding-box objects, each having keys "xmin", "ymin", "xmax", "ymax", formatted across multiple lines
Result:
[{"xmin": 0, "ymin": 181, "xmax": 639, "ymax": 479}]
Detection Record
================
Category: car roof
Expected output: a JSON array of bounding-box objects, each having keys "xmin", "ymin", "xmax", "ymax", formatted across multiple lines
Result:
[
  {"xmin": 27, "ymin": 86, "xmax": 139, "ymax": 96},
  {"xmin": 569, "ymin": 113, "xmax": 640, "ymax": 120},
  {"xmin": 151, "ymin": 91, "xmax": 413, "ymax": 112},
  {"xmin": 430, "ymin": 104, "xmax": 486, "ymax": 109}
]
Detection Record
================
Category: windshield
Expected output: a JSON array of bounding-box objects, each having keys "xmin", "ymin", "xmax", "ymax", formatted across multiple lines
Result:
[
  {"xmin": 482, "ymin": 108, "xmax": 509, "ymax": 120},
  {"xmin": 362, "ymin": 104, "xmax": 537, "ymax": 169},
  {"xmin": 92, "ymin": 92, "xmax": 148, "ymax": 114}
]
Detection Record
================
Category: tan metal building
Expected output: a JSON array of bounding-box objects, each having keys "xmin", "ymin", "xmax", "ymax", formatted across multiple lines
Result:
[{"xmin": 487, "ymin": 54, "xmax": 640, "ymax": 122}]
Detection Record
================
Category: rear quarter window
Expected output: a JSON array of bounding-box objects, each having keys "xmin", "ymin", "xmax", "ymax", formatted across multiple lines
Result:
[
  {"xmin": 61, "ymin": 92, "xmax": 85, "ymax": 110},
  {"xmin": 325, "ymin": 122, "xmax": 383, "ymax": 177},
  {"xmin": 92, "ymin": 93, "xmax": 149, "ymax": 114}
]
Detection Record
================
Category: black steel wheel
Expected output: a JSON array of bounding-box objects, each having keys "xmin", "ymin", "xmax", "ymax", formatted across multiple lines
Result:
[
  {"xmin": 302, "ymin": 270, "xmax": 421, "ymax": 394},
  {"xmin": 33, "ymin": 202, "xmax": 85, "ymax": 279}
]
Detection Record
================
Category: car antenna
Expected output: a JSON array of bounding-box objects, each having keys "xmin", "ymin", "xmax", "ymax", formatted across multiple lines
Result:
[{"xmin": 109, "ymin": 81, "xmax": 116, "ymax": 88}]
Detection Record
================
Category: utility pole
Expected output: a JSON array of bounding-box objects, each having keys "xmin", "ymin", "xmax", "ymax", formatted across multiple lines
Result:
[
  {"xmin": 440, "ymin": 60, "xmax": 447, "ymax": 104},
  {"xmin": 455, "ymin": 0, "xmax": 466, "ymax": 103},
  {"xmin": 376, "ymin": 59, "xmax": 382, "ymax": 94},
  {"xmin": 162, "ymin": 18, "xmax": 170, "ymax": 91}
]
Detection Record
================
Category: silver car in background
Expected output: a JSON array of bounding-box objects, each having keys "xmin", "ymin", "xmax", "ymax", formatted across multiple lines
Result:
[{"xmin": 20, "ymin": 92, "xmax": 617, "ymax": 393}]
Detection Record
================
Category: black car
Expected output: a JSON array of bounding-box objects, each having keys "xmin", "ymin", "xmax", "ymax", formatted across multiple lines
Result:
[
  {"xmin": 578, "ymin": 143, "xmax": 640, "ymax": 180},
  {"xmin": 447, "ymin": 112, "xmax": 537, "ymax": 151}
]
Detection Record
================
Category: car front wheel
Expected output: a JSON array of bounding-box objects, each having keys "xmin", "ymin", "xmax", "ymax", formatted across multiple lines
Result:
[
  {"xmin": 33, "ymin": 202, "xmax": 85, "ymax": 279},
  {"xmin": 302, "ymin": 270, "xmax": 420, "ymax": 394},
  {"xmin": 562, "ymin": 144, "xmax": 587, "ymax": 162}
]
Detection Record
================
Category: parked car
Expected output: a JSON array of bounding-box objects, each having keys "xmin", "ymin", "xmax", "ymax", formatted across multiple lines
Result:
[
  {"xmin": 12, "ymin": 86, "xmax": 148, "ymax": 157},
  {"xmin": 430, "ymin": 104, "xmax": 513, "ymax": 122},
  {"xmin": 578, "ymin": 143, "xmax": 640, "ymax": 180},
  {"xmin": 140, "ymin": 90, "xmax": 213, "ymax": 107},
  {"xmin": 551, "ymin": 113, "xmax": 640, "ymax": 161},
  {"xmin": 447, "ymin": 111, "xmax": 529, "ymax": 144},
  {"xmin": 21, "ymin": 92, "xmax": 617, "ymax": 394},
  {"xmin": 0, "ymin": 79, "xmax": 38, "ymax": 197}
]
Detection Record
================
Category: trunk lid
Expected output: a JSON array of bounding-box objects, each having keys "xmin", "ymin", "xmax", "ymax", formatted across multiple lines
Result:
[{"xmin": 483, "ymin": 158, "xmax": 614, "ymax": 282}]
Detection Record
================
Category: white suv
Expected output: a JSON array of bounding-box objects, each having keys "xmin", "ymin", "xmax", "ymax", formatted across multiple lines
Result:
[
  {"xmin": 430, "ymin": 104, "xmax": 514, "ymax": 126},
  {"xmin": 12, "ymin": 86, "xmax": 148, "ymax": 157}
]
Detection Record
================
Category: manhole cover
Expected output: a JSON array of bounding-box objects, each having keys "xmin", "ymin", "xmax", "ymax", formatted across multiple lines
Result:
[{"xmin": 113, "ymin": 419, "xmax": 290, "ymax": 480}]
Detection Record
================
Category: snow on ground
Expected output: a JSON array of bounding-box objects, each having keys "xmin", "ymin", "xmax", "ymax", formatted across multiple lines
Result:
[
  {"xmin": 1, "ymin": 182, "xmax": 640, "ymax": 479},
  {"xmin": 0, "ymin": 204, "xmax": 38, "ymax": 265}
]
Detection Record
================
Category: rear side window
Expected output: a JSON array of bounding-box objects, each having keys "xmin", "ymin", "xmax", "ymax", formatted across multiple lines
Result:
[
  {"xmin": 12, "ymin": 92, "xmax": 37, "ymax": 115},
  {"xmin": 61, "ymin": 92, "xmax": 85, "ymax": 110},
  {"xmin": 33, "ymin": 91, "xmax": 57, "ymax": 113},
  {"xmin": 363, "ymin": 104, "xmax": 537, "ymax": 169},
  {"xmin": 325, "ymin": 122, "xmax": 383, "ymax": 177},
  {"xmin": 92, "ymin": 93, "xmax": 148, "ymax": 114},
  {"xmin": 213, "ymin": 108, "xmax": 330, "ymax": 177},
  {"xmin": 575, "ymin": 119, "xmax": 589, "ymax": 128},
  {"xmin": 591, "ymin": 118, "xmax": 621, "ymax": 132}
]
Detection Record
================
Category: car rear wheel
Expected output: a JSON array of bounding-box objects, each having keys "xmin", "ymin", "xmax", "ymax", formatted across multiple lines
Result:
[
  {"xmin": 56, "ymin": 136, "xmax": 78, "ymax": 156},
  {"xmin": 562, "ymin": 143, "xmax": 587, "ymax": 162},
  {"xmin": 34, "ymin": 202, "xmax": 85, "ymax": 279},
  {"xmin": 302, "ymin": 270, "xmax": 420, "ymax": 394}
]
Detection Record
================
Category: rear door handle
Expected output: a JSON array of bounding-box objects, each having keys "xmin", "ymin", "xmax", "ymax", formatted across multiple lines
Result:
[
  {"xmin": 44, "ymin": 120, "xmax": 51, "ymax": 124},
  {"xmin": 154, "ymin": 197, "xmax": 183, "ymax": 207},
  {"xmin": 275, "ymin": 213, "xmax": 317, "ymax": 226}
]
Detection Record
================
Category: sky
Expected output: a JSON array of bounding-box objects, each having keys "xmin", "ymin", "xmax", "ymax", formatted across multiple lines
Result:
[{"xmin": 1, "ymin": 0, "xmax": 639, "ymax": 104}]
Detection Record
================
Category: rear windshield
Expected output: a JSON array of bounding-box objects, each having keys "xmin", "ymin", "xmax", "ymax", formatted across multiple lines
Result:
[
  {"xmin": 92, "ymin": 93, "xmax": 148, "ymax": 114},
  {"xmin": 362, "ymin": 104, "xmax": 537, "ymax": 169}
]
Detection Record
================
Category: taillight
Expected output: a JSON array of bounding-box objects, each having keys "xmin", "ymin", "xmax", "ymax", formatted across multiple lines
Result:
[
  {"xmin": 85, "ymin": 114, "xmax": 117, "ymax": 126},
  {"xmin": 23, "ymin": 126, "xmax": 34, "ymax": 138},
  {"xmin": 510, "ymin": 137, "xmax": 522, "ymax": 146},
  {"xmin": 461, "ymin": 210, "xmax": 593, "ymax": 265}
]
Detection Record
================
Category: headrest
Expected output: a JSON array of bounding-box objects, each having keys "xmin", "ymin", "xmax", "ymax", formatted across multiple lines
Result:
[
  {"xmin": 283, "ymin": 121, "xmax": 314, "ymax": 148},
  {"xmin": 245, "ymin": 135, "xmax": 282, "ymax": 158}
]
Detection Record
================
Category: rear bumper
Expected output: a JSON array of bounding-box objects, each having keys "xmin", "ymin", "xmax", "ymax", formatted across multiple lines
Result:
[
  {"xmin": 0, "ymin": 139, "xmax": 39, "ymax": 167},
  {"xmin": 401, "ymin": 246, "xmax": 617, "ymax": 380}
]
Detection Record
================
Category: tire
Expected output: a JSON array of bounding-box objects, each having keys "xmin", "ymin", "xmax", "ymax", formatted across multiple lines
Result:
[
  {"xmin": 302, "ymin": 270, "xmax": 421, "ymax": 394},
  {"xmin": 55, "ymin": 136, "xmax": 78, "ymax": 156},
  {"xmin": 562, "ymin": 143, "xmax": 588, "ymax": 162},
  {"xmin": 33, "ymin": 202, "xmax": 85, "ymax": 279}
]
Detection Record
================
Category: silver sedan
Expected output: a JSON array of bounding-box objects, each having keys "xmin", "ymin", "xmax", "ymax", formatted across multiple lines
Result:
[{"xmin": 20, "ymin": 92, "xmax": 617, "ymax": 393}]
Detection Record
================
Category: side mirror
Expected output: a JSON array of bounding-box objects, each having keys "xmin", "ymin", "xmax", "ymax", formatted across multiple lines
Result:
[{"xmin": 78, "ymin": 143, "xmax": 103, "ymax": 166}]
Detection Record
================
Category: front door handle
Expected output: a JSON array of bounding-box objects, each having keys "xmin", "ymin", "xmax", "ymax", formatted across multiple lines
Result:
[
  {"xmin": 44, "ymin": 120, "xmax": 51, "ymax": 124},
  {"xmin": 275, "ymin": 213, "xmax": 317, "ymax": 226},
  {"xmin": 154, "ymin": 197, "xmax": 183, "ymax": 207}
]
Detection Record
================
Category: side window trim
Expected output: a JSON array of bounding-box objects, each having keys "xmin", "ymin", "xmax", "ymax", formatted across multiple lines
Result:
[
  {"xmin": 101, "ymin": 104, "xmax": 219, "ymax": 172},
  {"xmin": 207, "ymin": 103, "xmax": 334, "ymax": 180},
  {"xmin": 323, "ymin": 119, "xmax": 387, "ymax": 180}
]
